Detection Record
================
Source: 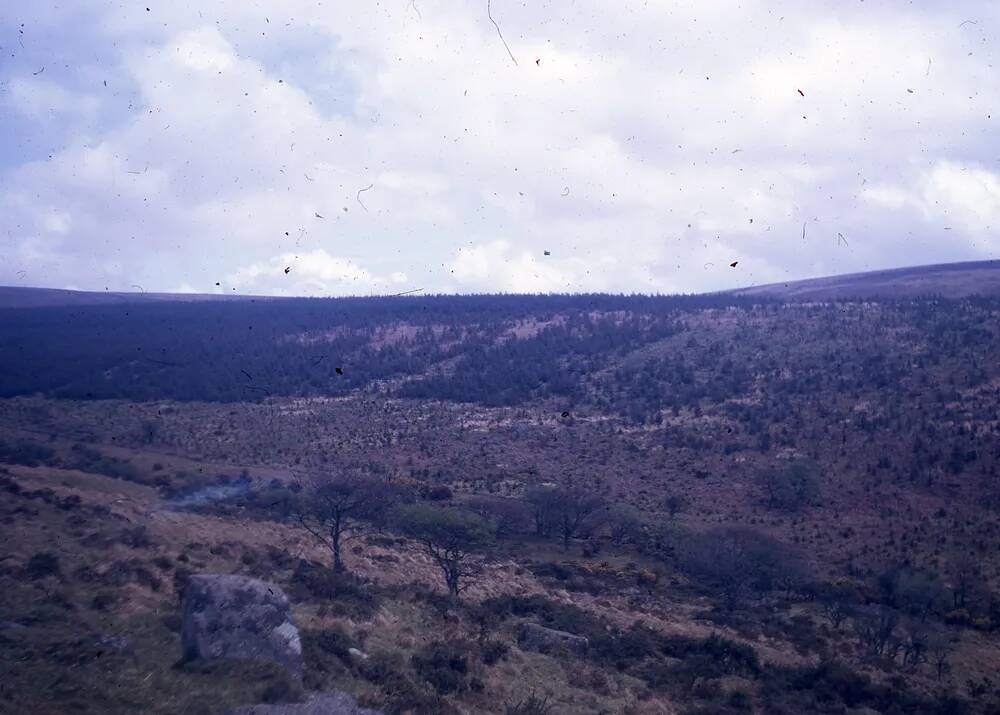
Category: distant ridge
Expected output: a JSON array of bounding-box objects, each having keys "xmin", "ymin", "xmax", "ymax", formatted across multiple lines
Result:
[
  {"xmin": 2, "ymin": 259, "xmax": 1000, "ymax": 307},
  {"xmin": 0, "ymin": 286, "xmax": 270, "ymax": 309},
  {"xmin": 729, "ymin": 259, "xmax": 1000, "ymax": 300}
]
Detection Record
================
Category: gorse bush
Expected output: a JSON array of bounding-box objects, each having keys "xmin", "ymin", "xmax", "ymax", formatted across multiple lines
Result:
[{"xmin": 411, "ymin": 640, "xmax": 471, "ymax": 694}]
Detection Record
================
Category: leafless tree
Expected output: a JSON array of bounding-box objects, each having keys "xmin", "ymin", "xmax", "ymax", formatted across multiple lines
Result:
[
  {"xmin": 679, "ymin": 526, "xmax": 803, "ymax": 611},
  {"xmin": 395, "ymin": 503, "xmax": 492, "ymax": 598},
  {"xmin": 758, "ymin": 460, "xmax": 819, "ymax": 511},
  {"xmin": 607, "ymin": 504, "xmax": 643, "ymax": 545},
  {"xmin": 524, "ymin": 485, "xmax": 560, "ymax": 538},
  {"xmin": 819, "ymin": 585, "xmax": 854, "ymax": 630},
  {"xmin": 901, "ymin": 619, "xmax": 931, "ymax": 669},
  {"xmin": 853, "ymin": 605, "xmax": 900, "ymax": 658},
  {"xmin": 663, "ymin": 492, "xmax": 687, "ymax": 520},
  {"xmin": 926, "ymin": 630, "xmax": 952, "ymax": 681},
  {"xmin": 294, "ymin": 470, "xmax": 394, "ymax": 572},
  {"xmin": 948, "ymin": 553, "xmax": 983, "ymax": 611},
  {"xmin": 466, "ymin": 495, "xmax": 530, "ymax": 540},
  {"xmin": 553, "ymin": 481, "xmax": 604, "ymax": 551}
]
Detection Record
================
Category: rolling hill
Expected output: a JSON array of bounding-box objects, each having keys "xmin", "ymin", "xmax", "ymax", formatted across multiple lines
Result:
[
  {"xmin": 0, "ymin": 286, "xmax": 269, "ymax": 309},
  {"xmin": 729, "ymin": 259, "xmax": 1000, "ymax": 300},
  {"xmin": 3, "ymin": 259, "xmax": 1000, "ymax": 308}
]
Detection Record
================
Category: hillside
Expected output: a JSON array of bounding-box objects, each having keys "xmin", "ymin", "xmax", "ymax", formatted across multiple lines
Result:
[
  {"xmin": 0, "ymin": 272, "xmax": 999, "ymax": 713},
  {"xmin": 0, "ymin": 286, "xmax": 270, "ymax": 309},
  {"xmin": 730, "ymin": 259, "xmax": 1000, "ymax": 300},
  {"xmin": 4, "ymin": 259, "xmax": 1000, "ymax": 308}
]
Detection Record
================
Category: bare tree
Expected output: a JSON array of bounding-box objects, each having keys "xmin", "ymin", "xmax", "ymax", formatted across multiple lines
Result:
[
  {"xmin": 553, "ymin": 481, "xmax": 604, "ymax": 551},
  {"xmin": 466, "ymin": 495, "xmax": 531, "ymax": 540},
  {"xmin": 295, "ymin": 470, "xmax": 394, "ymax": 572},
  {"xmin": 901, "ymin": 619, "xmax": 930, "ymax": 669},
  {"xmin": 926, "ymin": 630, "xmax": 952, "ymax": 681},
  {"xmin": 395, "ymin": 503, "xmax": 492, "ymax": 598},
  {"xmin": 679, "ymin": 527, "xmax": 803, "ymax": 611},
  {"xmin": 880, "ymin": 565, "xmax": 949, "ymax": 622},
  {"xmin": 607, "ymin": 504, "xmax": 643, "ymax": 545},
  {"xmin": 524, "ymin": 482, "xmax": 603, "ymax": 549},
  {"xmin": 853, "ymin": 605, "xmax": 900, "ymax": 658},
  {"xmin": 663, "ymin": 492, "xmax": 687, "ymax": 520},
  {"xmin": 524, "ymin": 485, "xmax": 560, "ymax": 538},
  {"xmin": 948, "ymin": 553, "xmax": 983, "ymax": 611},
  {"xmin": 819, "ymin": 584, "xmax": 855, "ymax": 630},
  {"xmin": 758, "ymin": 460, "xmax": 819, "ymax": 511}
]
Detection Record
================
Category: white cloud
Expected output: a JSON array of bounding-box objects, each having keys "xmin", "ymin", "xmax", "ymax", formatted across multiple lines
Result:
[
  {"xmin": 227, "ymin": 249, "xmax": 411, "ymax": 296},
  {"xmin": 863, "ymin": 185, "xmax": 911, "ymax": 210},
  {"xmin": 6, "ymin": 77, "xmax": 99, "ymax": 120},
  {"xmin": 920, "ymin": 162, "xmax": 1000, "ymax": 234},
  {"xmin": 856, "ymin": 161, "xmax": 1000, "ymax": 250}
]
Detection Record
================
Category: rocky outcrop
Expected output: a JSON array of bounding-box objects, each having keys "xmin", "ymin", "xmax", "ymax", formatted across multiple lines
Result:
[
  {"xmin": 226, "ymin": 691, "xmax": 383, "ymax": 714},
  {"xmin": 181, "ymin": 574, "xmax": 302, "ymax": 679},
  {"xmin": 518, "ymin": 622, "xmax": 589, "ymax": 656}
]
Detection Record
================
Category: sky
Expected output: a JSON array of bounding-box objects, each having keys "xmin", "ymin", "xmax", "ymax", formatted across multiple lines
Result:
[{"xmin": 0, "ymin": 1, "xmax": 998, "ymax": 296}]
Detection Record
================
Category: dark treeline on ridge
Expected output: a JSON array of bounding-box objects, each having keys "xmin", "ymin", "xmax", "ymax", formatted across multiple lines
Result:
[
  {"xmin": 0, "ymin": 293, "xmax": 765, "ymax": 403},
  {"xmin": 0, "ymin": 292, "xmax": 995, "ymax": 416}
]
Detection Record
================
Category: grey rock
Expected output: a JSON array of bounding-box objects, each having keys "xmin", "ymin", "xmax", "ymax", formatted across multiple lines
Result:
[
  {"xmin": 226, "ymin": 691, "xmax": 383, "ymax": 714},
  {"xmin": 518, "ymin": 622, "xmax": 589, "ymax": 656},
  {"xmin": 181, "ymin": 574, "xmax": 302, "ymax": 680}
]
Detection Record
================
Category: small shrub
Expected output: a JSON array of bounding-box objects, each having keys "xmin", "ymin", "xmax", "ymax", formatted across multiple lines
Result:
[
  {"xmin": 424, "ymin": 485, "xmax": 453, "ymax": 501},
  {"xmin": 57, "ymin": 494, "xmax": 82, "ymax": 511},
  {"xmin": 117, "ymin": 526, "xmax": 153, "ymax": 549},
  {"xmin": 480, "ymin": 639, "xmax": 509, "ymax": 665},
  {"xmin": 90, "ymin": 591, "xmax": 119, "ymax": 611},
  {"xmin": 411, "ymin": 640, "xmax": 471, "ymax": 694},
  {"xmin": 25, "ymin": 551, "xmax": 60, "ymax": 579},
  {"xmin": 505, "ymin": 691, "xmax": 555, "ymax": 715},
  {"xmin": 152, "ymin": 555, "xmax": 173, "ymax": 570},
  {"xmin": 290, "ymin": 561, "xmax": 379, "ymax": 619},
  {"xmin": 161, "ymin": 613, "xmax": 183, "ymax": 633},
  {"xmin": 258, "ymin": 670, "xmax": 302, "ymax": 704},
  {"xmin": 310, "ymin": 626, "xmax": 354, "ymax": 661},
  {"xmin": 358, "ymin": 651, "xmax": 405, "ymax": 686},
  {"xmin": 480, "ymin": 594, "xmax": 603, "ymax": 639},
  {"xmin": 728, "ymin": 689, "xmax": 753, "ymax": 711}
]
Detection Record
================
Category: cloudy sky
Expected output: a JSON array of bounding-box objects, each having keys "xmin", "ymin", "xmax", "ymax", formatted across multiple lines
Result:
[{"xmin": 1, "ymin": 1, "xmax": 997, "ymax": 296}]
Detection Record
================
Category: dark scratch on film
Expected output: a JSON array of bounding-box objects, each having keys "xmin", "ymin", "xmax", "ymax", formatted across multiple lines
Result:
[
  {"xmin": 487, "ymin": 0, "xmax": 518, "ymax": 66},
  {"xmin": 357, "ymin": 184, "xmax": 374, "ymax": 212}
]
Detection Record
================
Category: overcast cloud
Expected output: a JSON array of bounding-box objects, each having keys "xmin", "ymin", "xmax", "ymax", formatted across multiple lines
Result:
[{"xmin": 1, "ymin": 1, "xmax": 998, "ymax": 296}]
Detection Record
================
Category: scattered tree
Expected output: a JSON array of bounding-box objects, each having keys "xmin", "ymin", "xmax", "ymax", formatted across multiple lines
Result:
[
  {"xmin": 524, "ymin": 486, "xmax": 561, "ymax": 538},
  {"xmin": 395, "ymin": 504, "xmax": 492, "ymax": 597},
  {"xmin": 853, "ymin": 605, "xmax": 900, "ymax": 658},
  {"xmin": 663, "ymin": 492, "xmax": 687, "ymax": 520},
  {"xmin": 679, "ymin": 527, "xmax": 803, "ymax": 610},
  {"xmin": 818, "ymin": 582, "xmax": 859, "ymax": 630},
  {"xmin": 926, "ymin": 630, "xmax": 952, "ymax": 681},
  {"xmin": 758, "ymin": 460, "xmax": 819, "ymax": 511},
  {"xmin": 606, "ymin": 504, "xmax": 643, "ymax": 545},
  {"xmin": 467, "ymin": 495, "xmax": 531, "ymax": 540},
  {"xmin": 552, "ymin": 482, "xmax": 604, "ymax": 551},
  {"xmin": 295, "ymin": 470, "xmax": 394, "ymax": 572},
  {"xmin": 948, "ymin": 554, "xmax": 984, "ymax": 611}
]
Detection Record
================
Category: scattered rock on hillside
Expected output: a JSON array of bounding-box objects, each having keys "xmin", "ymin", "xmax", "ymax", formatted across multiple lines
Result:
[
  {"xmin": 518, "ymin": 622, "xmax": 589, "ymax": 656},
  {"xmin": 226, "ymin": 691, "xmax": 383, "ymax": 714},
  {"xmin": 180, "ymin": 574, "xmax": 302, "ymax": 680}
]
